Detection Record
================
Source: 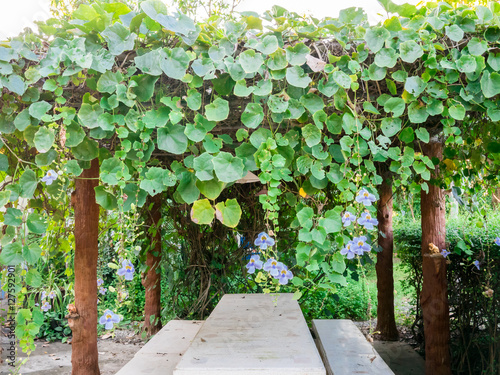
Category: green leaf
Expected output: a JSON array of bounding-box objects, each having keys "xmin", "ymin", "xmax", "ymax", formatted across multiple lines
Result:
[
  {"xmin": 239, "ymin": 49, "xmax": 264, "ymax": 73},
  {"xmin": 374, "ymin": 47, "xmax": 398, "ymax": 68},
  {"xmin": 383, "ymin": 97, "xmax": 405, "ymax": 117},
  {"xmin": 415, "ymin": 128, "xmax": 430, "ymax": 143},
  {"xmin": 185, "ymin": 122, "xmax": 207, "ymax": 142},
  {"xmin": 29, "ymin": 101, "xmax": 52, "ymax": 120},
  {"xmin": 448, "ymin": 104, "xmax": 465, "ymax": 120},
  {"xmin": 267, "ymin": 48, "xmax": 288, "ymax": 70},
  {"xmin": 0, "ymin": 242, "xmax": 23, "ymax": 265},
  {"xmin": 5, "ymin": 75, "xmax": 26, "ymax": 95},
  {"xmin": 286, "ymin": 66, "xmax": 311, "ymax": 88},
  {"xmin": 241, "ymin": 103, "xmax": 264, "ymax": 128},
  {"xmin": 79, "ymin": 103, "xmax": 104, "ymax": 128},
  {"xmin": 300, "ymin": 93, "xmax": 324, "ymax": 113},
  {"xmin": 35, "ymin": 149, "xmax": 57, "ymax": 166},
  {"xmin": 129, "ymin": 74, "xmax": 159, "ymax": 102},
  {"xmin": 4, "ymin": 207, "xmax": 22, "ymax": 226},
  {"xmin": 14, "ymin": 109, "xmax": 31, "ymax": 131},
  {"xmin": 480, "ymin": 71, "xmax": 500, "ymax": 98},
  {"xmin": 467, "ymin": 37, "xmax": 487, "ymax": 56},
  {"xmin": 285, "ymin": 43, "xmax": 310, "ymax": 65},
  {"xmin": 23, "ymin": 244, "xmax": 42, "ymax": 265},
  {"xmin": 192, "ymin": 57, "xmax": 215, "ymax": 77},
  {"xmin": 215, "ymin": 199, "xmax": 242, "ymax": 228},
  {"xmin": 256, "ymin": 35, "xmax": 279, "ymax": 55},
  {"xmin": 212, "ymin": 152, "xmax": 245, "ymax": 183},
  {"xmin": 157, "ymin": 124, "xmax": 188, "ymax": 154},
  {"xmin": 268, "ymin": 94, "xmax": 288, "ymax": 113},
  {"xmin": 190, "ymin": 199, "xmax": 215, "ymax": 224},
  {"xmin": 196, "ymin": 178, "xmax": 224, "ymax": 199},
  {"xmin": 253, "ymin": 79, "xmax": 272, "ymax": 96},
  {"xmin": 26, "ymin": 269, "xmax": 42, "ymax": 287},
  {"xmin": 71, "ymin": 137, "xmax": 99, "ymax": 161},
  {"xmin": 212, "ymin": 74, "xmax": 236, "ymax": 96},
  {"xmin": 332, "ymin": 70, "xmax": 351, "ymax": 89},
  {"xmin": 399, "ymin": 40, "xmax": 423, "ymax": 63},
  {"xmin": 297, "ymin": 206, "xmax": 314, "ymax": 230},
  {"xmin": 404, "ymin": 76, "xmax": 426, "ymax": 96},
  {"xmin": 101, "ymin": 23, "xmax": 137, "ymax": 55},
  {"xmin": 186, "ymin": 89, "xmax": 201, "ymax": 110},
  {"xmin": 445, "ymin": 25, "xmax": 464, "ymax": 42},
  {"xmin": 94, "ymin": 186, "xmax": 118, "ymax": 210},
  {"xmin": 408, "ymin": 102, "xmax": 429, "ymax": 124},
  {"xmin": 381, "ymin": 118, "xmax": 401, "ymax": 137},
  {"xmin": 0, "ymin": 190, "xmax": 10, "ymax": 207},
  {"xmin": 318, "ymin": 207, "xmax": 342, "ymax": 234},
  {"xmin": 65, "ymin": 160, "xmax": 83, "ymax": 176},
  {"xmin": 331, "ymin": 251, "xmax": 346, "ymax": 274},
  {"xmin": 161, "ymin": 47, "xmax": 190, "ymax": 79},
  {"xmin": 97, "ymin": 71, "xmax": 122, "ymax": 94},
  {"xmin": 193, "ymin": 153, "xmax": 214, "ymax": 181},
  {"xmin": 177, "ymin": 172, "xmax": 199, "ymax": 204},
  {"xmin": 27, "ymin": 213, "xmax": 48, "ymax": 234},
  {"xmin": 100, "ymin": 157, "xmax": 128, "ymax": 185},
  {"xmin": 364, "ymin": 26, "xmax": 390, "ymax": 53},
  {"xmin": 398, "ymin": 127, "xmax": 415, "ymax": 143},
  {"xmin": 234, "ymin": 79, "xmax": 254, "ymax": 97},
  {"xmin": 139, "ymin": 167, "xmax": 171, "ymax": 195},
  {"xmin": 456, "ymin": 55, "xmax": 477, "ymax": 73},
  {"xmin": 34, "ymin": 127, "xmax": 55, "ymax": 153},
  {"xmin": 302, "ymin": 124, "xmax": 322, "ymax": 147},
  {"xmin": 65, "ymin": 122, "xmax": 86, "ymax": 147},
  {"xmin": 487, "ymin": 52, "xmax": 500, "ymax": 71},
  {"xmin": 134, "ymin": 49, "xmax": 164, "ymax": 76},
  {"xmin": 0, "ymin": 154, "xmax": 8, "ymax": 172},
  {"xmin": 205, "ymin": 98, "xmax": 229, "ymax": 121},
  {"xmin": 19, "ymin": 169, "xmax": 37, "ymax": 199}
]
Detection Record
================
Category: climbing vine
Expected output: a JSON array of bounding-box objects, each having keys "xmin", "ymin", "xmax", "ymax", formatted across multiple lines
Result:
[{"xmin": 1, "ymin": 0, "xmax": 500, "ymax": 359}]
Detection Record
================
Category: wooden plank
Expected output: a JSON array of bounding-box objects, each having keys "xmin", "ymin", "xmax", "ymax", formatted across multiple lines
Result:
[
  {"xmin": 173, "ymin": 293, "xmax": 326, "ymax": 375},
  {"xmin": 312, "ymin": 319, "xmax": 394, "ymax": 375}
]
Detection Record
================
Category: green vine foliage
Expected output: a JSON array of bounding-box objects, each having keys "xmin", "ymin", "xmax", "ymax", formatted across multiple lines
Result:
[{"xmin": 1, "ymin": 0, "xmax": 500, "ymax": 354}]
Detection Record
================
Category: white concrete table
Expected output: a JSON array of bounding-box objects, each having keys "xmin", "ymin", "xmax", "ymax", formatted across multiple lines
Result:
[{"xmin": 173, "ymin": 293, "xmax": 326, "ymax": 375}]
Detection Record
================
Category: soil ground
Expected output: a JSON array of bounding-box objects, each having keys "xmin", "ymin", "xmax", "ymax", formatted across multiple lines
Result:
[{"xmin": 1, "ymin": 333, "xmax": 141, "ymax": 375}]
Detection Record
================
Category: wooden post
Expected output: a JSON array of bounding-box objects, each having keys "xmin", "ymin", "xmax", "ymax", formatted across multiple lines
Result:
[
  {"xmin": 68, "ymin": 158, "xmax": 100, "ymax": 375},
  {"xmin": 375, "ymin": 173, "xmax": 399, "ymax": 340},
  {"xmin": 420, "ymin": 139, "xmax": 451, "ymax": 375},
  {"xmin": 142, "ymin": 194, "xmax": 163, "ymax": 336}
]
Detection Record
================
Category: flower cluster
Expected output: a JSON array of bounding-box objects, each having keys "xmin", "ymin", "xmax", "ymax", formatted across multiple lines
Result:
[
  {"xmin": 245, "ymin": 232, "xmax": 293, "ymax": 285},
  {"xmin": 39, "ymin": 289, "xmax": 57, "ymax": 312},
  {"xmin": 340, "ymin": 188, "xmax": 378, "ymax": 259},
  {"xmin": 341, "ymin": 236, "xmax": 372, "ymax": 259}
]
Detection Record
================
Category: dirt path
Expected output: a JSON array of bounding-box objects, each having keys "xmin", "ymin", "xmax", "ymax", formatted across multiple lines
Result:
[{"xmin": 1, "ymin": 338, "xmax": 141, "ymax": 375}]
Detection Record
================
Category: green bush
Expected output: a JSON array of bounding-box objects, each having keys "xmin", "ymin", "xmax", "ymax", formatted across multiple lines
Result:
[{"xmin": 395, "ymin": 213, "xmax": 500, "ymax": 375}]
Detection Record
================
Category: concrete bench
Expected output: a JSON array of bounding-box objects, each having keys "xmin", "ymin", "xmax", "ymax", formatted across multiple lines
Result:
[
  {"xmin": 312, "ymin": 319, "xmax": 394, "ymax": 375},
  {"xmin": 115, "ymin": 320, "xmax": 203, "ymax": 375}
]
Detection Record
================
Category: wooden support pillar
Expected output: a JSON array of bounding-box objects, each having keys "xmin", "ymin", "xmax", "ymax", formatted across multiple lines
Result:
[
  {"xmin": 142, "ymin": 194, "xmax": 163, "ymax": 336},
  {"xmin": 375, "ymin": 173, "xmax": 399, "ymax": 340},
  {"xmin": 420, "ymin": 139, "xmax": 451, "ymax": 375},
  {"xmin": 68, "ymin": 158, "xmax": 100, "ymax": 375}
]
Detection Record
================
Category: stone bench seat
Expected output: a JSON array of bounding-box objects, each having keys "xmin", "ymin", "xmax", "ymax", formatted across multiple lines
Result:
[
  {"xmin": 115, "ymin": 320, "xmax": 203, "ymax": 375},
  {"xmin": 312, "ymin": 319, "xmax": 395, "ymax": 375}
]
